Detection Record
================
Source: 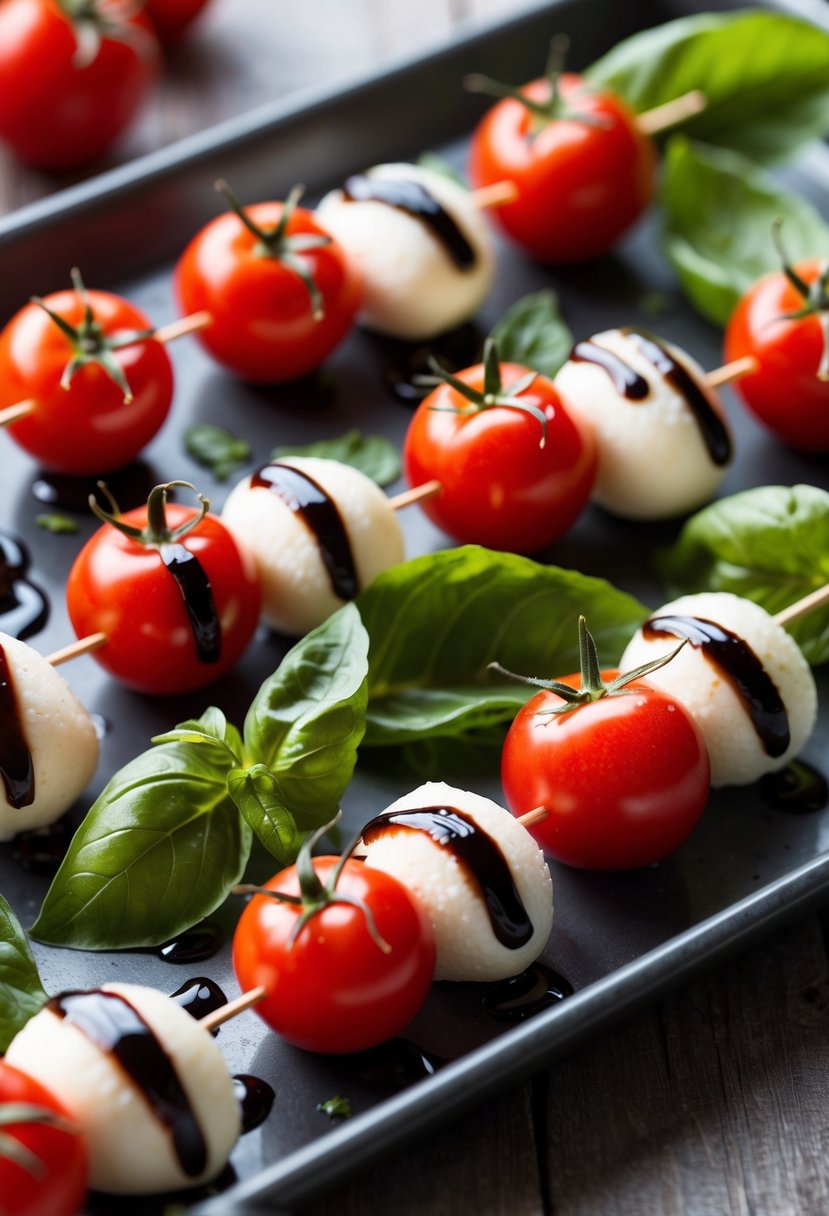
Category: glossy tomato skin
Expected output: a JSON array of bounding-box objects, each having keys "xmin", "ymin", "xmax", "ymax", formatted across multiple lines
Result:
[
  {"xmin": 403, "ymin": 362, "xmax": 596, "ymax": 553},
  {"xmin": 468, "ymin": 74, "xmax": 656, "ymax": 263},
  {"xmin": 0, "ymin": 289, "xmax": 173, "ymax": 475},
  {"xmin": 66, "ymin": 503, "xmax": 262, "ymax": 695},
  {"xmin": 501, "ymin": 673, "xmax": 710, "ymax": 870},
  {"xmin": 145, "ymin": 0, "xmax": 210, "ymax": 45},
  {"xmin": 0, "ymin": 0, "xmax": 158, "ymax": 170},
  {"xmin": 175, "ymin": 203, "xmax": 362, "ymax": 382},
  {"xmin": 0, "ymin": 1059, "xmax": 88, "ymax": 1216},
  {"xmin": 724, "ymin": 260, "xmax": 829, "ymax": 451},
  {"xmin": 233, "ymin": 857, "xmax": 436, "ymax": 1054}
]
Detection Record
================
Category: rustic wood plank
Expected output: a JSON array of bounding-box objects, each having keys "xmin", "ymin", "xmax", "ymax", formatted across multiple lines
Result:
[{"xmin": 542, "ymin": 917, "xmax": 829, "ymax": 1216}]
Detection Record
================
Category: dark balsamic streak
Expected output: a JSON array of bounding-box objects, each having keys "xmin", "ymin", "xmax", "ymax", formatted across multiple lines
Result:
[
  {"xmin": 643, "ymin": 614, "xmax": 789, "ymax": 757},
  {"xmin": 157, "ymin": 922, "xmax": 224, "ymax": 964},
  {"xmin": 0, "ymin": 642, "xmax": 34, "ymax": 808},
  {"xmin": 623, "ymin": 328, "xmax": 732, "ymax": 466},
  {"xmin": 571, "ymin": 340, "xmax": 649, "ymax": 399},
  {"xmin": 159, "ymin": 542, "xmax": 221, "ymax": 664},
  {"xmin": 342, "ymin": 174, "xmax": 476, "ymax": 269},
  {"xmin": 361, "ymin": 805, "xmax": 533, "ymax": 948},
  {"xmin": 171, "ymin": 977, "xmax": 228, "ymax": 1022},
  {"xmin": 48, "ymin": 988, "xmax": 208, "ymax": 1178},
  {"xmin": 251, "ymin": 462, "xmax": 358, "ymax": 600},
  {"xmin": 352, "ymin": 1038, "xmax": 449, "ymax": 1089},
  {"xmin": 11, "ymin": 816, "xmax": 72, "ymax": 875},
  {"xmin": 760, "ymin": 761, "xmax": 828, "ymax": 814},
  {"xmin": 0, "ymin": 532, "xmax": 48, "ymax": 641},
  {"xmin": 233, "ymin": 1075, "xmax": 275, "ymax": 1133},
  {"xmin": 483, "ymin": 963, "xmax": 574, "ymax": 1023}
]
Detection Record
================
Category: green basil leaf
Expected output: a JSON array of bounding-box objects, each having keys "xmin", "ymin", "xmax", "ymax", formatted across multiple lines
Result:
[
  {"xmin": 31, "ymin": 712, "xmax": 252, "ymax": 950},
  {"xmin": 185, "ymin": 423, "xmax": 251, "ymax": 482},
  {"xmin": 35, "ymin": 513, "xmax": 79, "ymax": 534},
  {"xmin": 587, "ymin": 10, "xmax": 829, "ymax": 163},
  {"xmin": 416, "ymin": 152, "xmax": 468, "ymax": 188},
  {"xmin": 658, "ymin": 484, "xmax": 829, "ymax": 665},
  {"xmin": 243, "ymin": 603, "xmax": 369, "ymax": 824},
  {"xmin": 356, "ymin": 546, "xmax": 648, "ymax": 745},
  {"xmin": 153, "ymin": 709, "xmax": 244, "ymax": 762},
  {"xmin": 489, "ymin": 290, "xmax": 573, "ymax": 379},
  {"xmin": 661, "ymin": 138, "xmax": 829, "ymax": 326},
  {"xmin": 0, "ymin": 894, "xmax": 47, "ymax": 1052},
  {"xmin": 228, "ymin": 764, "xmax": 304, "ymax": 863},
  {"xmin": 272, "ymin": 430, "xmax": 401, "ymax": 487}
]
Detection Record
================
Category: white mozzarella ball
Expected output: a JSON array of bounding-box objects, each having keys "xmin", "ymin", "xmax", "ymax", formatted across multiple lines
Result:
[
  {"xmin": 6, "ymin": 982, "xmax": 240, "ymax": 1195},
  {"xmin": 620, "ymin": 593, "xmax": 817, "ymax": 787},
  {"xmin": 0, "ymin": 632, "xmax": 98, "ymax": 842},
  {"xmin": 554, "ymin": 328, "xmax": 732, "ymax": 519},
  {"xmin": 316, "ymin": 162, "xmax": 495, "ymax": 340},
  {"xmin": 222, "ymin": 456, "xmax": 405, "ymax": 636},
  {"xmin": 360, "ymin": 780, "xmax": 553, "ymax": 982}
]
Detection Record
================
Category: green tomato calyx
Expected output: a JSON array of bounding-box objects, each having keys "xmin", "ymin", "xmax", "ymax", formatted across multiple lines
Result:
[
  {"xmin": 88, "ymin": 480, "xmax": 210, "ymax": 547},
  {"xmin": 0, "ymin": 1103, "xmax": 77, "ymax": 1177},
  {"xmin": 56, "ymin": 0, "xmax": 156, "ymax": 72},
  {"xmin": 232, "ymin": 814, "xmax": 392, "ymax": 954},
  {"xmin": 419, "ymin": 337, "xmax": 547, "ymax": 446},
  {"xmin": 771, "ymin": 218, "xmax": 829, "ymax": 381},
  {"xmin": 215, "ymin": 179, "xmax": 331, "ymax": 321},
  {"xmin": 489, "ymin": 615, "xmax": 686, "ymax": 716}
]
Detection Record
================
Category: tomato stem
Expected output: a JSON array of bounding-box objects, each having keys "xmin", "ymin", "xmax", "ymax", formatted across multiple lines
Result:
[
  {"xmin": 88, "ymin": 480, "xmax": 211, "ymax": 546},
  {"xmin": 771, "ymin": 218, "xmax": 829, "ymax": 381}
]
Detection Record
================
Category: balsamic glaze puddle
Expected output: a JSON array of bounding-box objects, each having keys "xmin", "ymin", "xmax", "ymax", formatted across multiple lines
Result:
[
  {"xmin": 234, "ymin": 1074, "xmax": 276, "ymax": 1133},
  {"xmin": 85, "ymin": 1164, "xmax": 239, "ymax": 1214},
  {"xmin": 351, "ymin": 1038, "xmax": 449, "ymax": 1089},
  {"xmin": 0, "ymin": 531, "xmax": 48, "ymax": 641},
  {"xmin": 483, "ymin": 963, "xmax": 574, "ymax": 1023},
  {"xmin": 31, "ymin": 461, "xmax": 157, "ymax": 513},
  {"xmin": 157, "ymin": 922, "xmax": 225, "ymax": 964},
  {"xmin": 371, "ymin": 322, "xmax": 483, "ymax": 404},
  {"xmin": 171, "ymin": 976, "xmax": 228, "ymax": 1021},
  {"xmin": 11, "ymin": 814, "xmax": 73, "ymax": 875},
  {"xmin": 760, "ymin": 761, "xmax": 828, "ymax": 814}
]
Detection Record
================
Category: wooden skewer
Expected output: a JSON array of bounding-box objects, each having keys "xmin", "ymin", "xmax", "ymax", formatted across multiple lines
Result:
[
  {"xmin": 45, "ymin": 633, "xmax": 107, "ymax": 667},
  {"xmin": 775, "ymin": 584, "xmax": 829, "ymax": 628},
  {"xmin": 517, "ymin": 806, "xmax": 548, "ymax": 829},
  {"xmin": 635, "ymin": 89, "xmax": 707, "ymax": 137},
  {"xmin": 0, "ymin": 399, "xmax": 35, "ymax": 427},
  {"xmin": 388, "ymin": 479, "xmax": 442, "ymax": 511},
  {"xmin": 200, "ymin": 985, "xmax": 267, "ymax": 1032},
  {"xmin": 470, "ymin": 180, "xmax": 520, "ymax": 209},
  {"xmin": 705, "ymin": 356, "xmax": 759, "ymax": 389}
]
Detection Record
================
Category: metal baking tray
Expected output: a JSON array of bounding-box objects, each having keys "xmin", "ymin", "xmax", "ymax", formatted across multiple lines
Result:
[{"xmin": 1, "ymin": 0, "xmax": 828, "ymax": 1211}]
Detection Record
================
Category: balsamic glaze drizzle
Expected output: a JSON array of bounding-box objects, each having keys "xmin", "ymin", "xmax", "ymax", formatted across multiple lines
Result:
[
  {"xmin": 483, "ymin": 963, "xmax": 574, "ymax": 1022},
  {"xmin": 48, "ymin": 988, "xmax": 208, "ymax": 1177},
  {"xmin": 0, "ymin": 641, "xmax": 34, "ymax": 808},
  {"xmin": 643, "ymin": 614, "xmax": 789, "ymax": 756},
  {"xmin": 342, "ymin": 174, "xmax": 476, "ymax": 270},
  {"xmin": 233, "ymin": 1075, "xmax": 275, "ymax": 1133},
  {"xmin": 760, "ymin": 760, "xmax": 828, "ymax": 814},
  {"xmin": 251, "ymin": 462, "xmax": 358, "ymax": 601},
  {"xmin": 571, "ymin": 340, "xmax": 649, "ymax": 399},
  {"xmin": 170, "ymin": 977, "xmax": 228, "ymax": 1021},
  {"xmin": 352, "ymin": 1038, "xmax": 448, "ymax": 1089},
  {"xmin": 156, "ymin": 923, "xmax": 224, "ymax": 965},
  {"xmin": 0, "ymin": 532, "xmax": 48, "ymax": 641},
  {"xmin": 159, "ymin": 542, "xmax": 221, "ymax": 664},
  {"xmin": 360, "ymin": 805, "xmax": 533, "ymax": 948}
]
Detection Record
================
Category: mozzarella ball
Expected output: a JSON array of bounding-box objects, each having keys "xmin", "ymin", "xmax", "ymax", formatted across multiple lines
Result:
[
  {"xmin": 221, "ymin": 456, "xmax": 405, "ymax": 636},
  {"xmin": 554, "ymin": 328, "xmax": 732, "ymax": 519},
  {"xmin": 6, "ymin": 983, "xmax": 240, "ymax": 1195},
  {"xmin": 620, "ymin": 593, "xmax": 817, "ymax": 787},
  {"xmin": 0, "ymin": 632, "xmax": 98, "ymax": 842},
  {"xmin": 316, "ymin": 162, "xmax": 495, "ymax": 340},
  {"xmin": 359, "ymin": 781, "xmax": 553, "ymax": 982}
]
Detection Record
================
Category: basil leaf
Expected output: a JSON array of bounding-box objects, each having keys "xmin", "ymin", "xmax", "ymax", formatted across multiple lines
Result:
[
  {"xmin": 658, "ymin": 484, "xmax": 829, "ymax": 666},
  {"xmin": 153, "ymin": 709, "xmax": 244, "ymax": 763},
  {"xmin": 185, "ymin": 423, "xmax": 251, "ymax": 482},
  {"xmin": 661, "ymin": 138, "xmax": 829, "ymax": 326},
  {"xmin": 588, "ymin": 10, "xmax": 829, "ymax": 163},
  {"xmin": 417, "ymin": 152, "xmax": 467, "ymax": 188},
  {"xmin": 35, "ymin": 513, "xmax": 78, "ymax": 534},
  {"xmin": 243, "ymin": 603, "xmax": 368, "ymax": 823},
  {"xmin": 0, "ymin": 894, "xmax": 47, "ymax": 1051},
  {"xmin": 356, "ymin": 546, "xmax": 648, "ymax": 745},
  {"xmin": 32, "ymin": 712, "xmax": 252, "ymax": 950},
  {"xmin": 228, "ymin": 764, "xmax": 304, "ymax": 863},
  {"xmin": 272, "ymin": 430, "xmax": 401, "ymax": 487},
  {"xmin": 489, "ymin": 290, "xmax": 573, "ymax": 379}
]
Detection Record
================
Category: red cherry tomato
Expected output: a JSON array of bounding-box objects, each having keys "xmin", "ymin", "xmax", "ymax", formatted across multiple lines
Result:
[
  {"xmin": 403, "ymin": 347, "xmax": 596, "ymax": 553},
  {"xmin": 0, "ymin": 282, "xmax": 173, "ymax": 476},
  {"xmin": 233, "ymin": 856, "xmax": 436, "ymax": 1054},
  {"xmin": 468, "ymin": 73, "xmax": 655, "ymax": 263},
  {"xmin": 66, "ymin": 484, "xmax": 262, "ymax": 695},
  {"xmin": 175, "ymin": 186, "xmax": 361, "ymax": 382},
  {"xmin": 0, "ymin": 0, "xmax": 158, "ymax": 170},
  {"xmin": 144, "ymin": 0, "xmax": 210, "ymax": 45},
  {"xmin": 0, "ymin": 1059, "xmax": 88, "ymax": 1216},
  {"xmin": 724, "ymin": 258, "xmax": 829, "ymax": 451},
  {"xmin": 501, "ymin": 670, "xmax": 710, "ymax": 870}
]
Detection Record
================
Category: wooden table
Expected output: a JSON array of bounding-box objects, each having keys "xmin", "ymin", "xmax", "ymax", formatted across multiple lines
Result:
[{"xmin": 2, "ymin": 3, "xmax": 826, "ymax": 1212}]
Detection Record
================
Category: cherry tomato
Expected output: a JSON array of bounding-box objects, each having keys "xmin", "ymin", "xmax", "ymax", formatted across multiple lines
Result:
[
  {"xmin": 403, "ymin": 341, "xmax": 596, "ymax": 553},
  {"xmin": 0, "ymin": 0, "xmax": 159, "ymax": 170},
  {"xmin": 175, "ymin": 184, "xmax": 361, "ymax": 382},
  {"xmin": 724, "ymin": 257, "xmax": 829, "ymax": 451},
  {"xmin": 0, "ymin": 1058, "xmax": 88, "ymax": 1216},
  {"xmin": 498, "ymin": 619, "xmax": 710, "ymax": 870},
  {"xmin": 468, "ymin": 70, "xmax": 655, "ymax": 263},
  {"xmin": 66, "ymin": 481, "xmax": 262, "ymax": 695},
  {"xmin": 233, "ymin": 856, "xmax": 436, "ymax": 1054},
  {"xmin": 144, "ymin": 0, "xmax": 210, "ymax": 45},
  {"xmin": 0, "ymin": 275, "xmax": 173, "ymax": 475}
]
